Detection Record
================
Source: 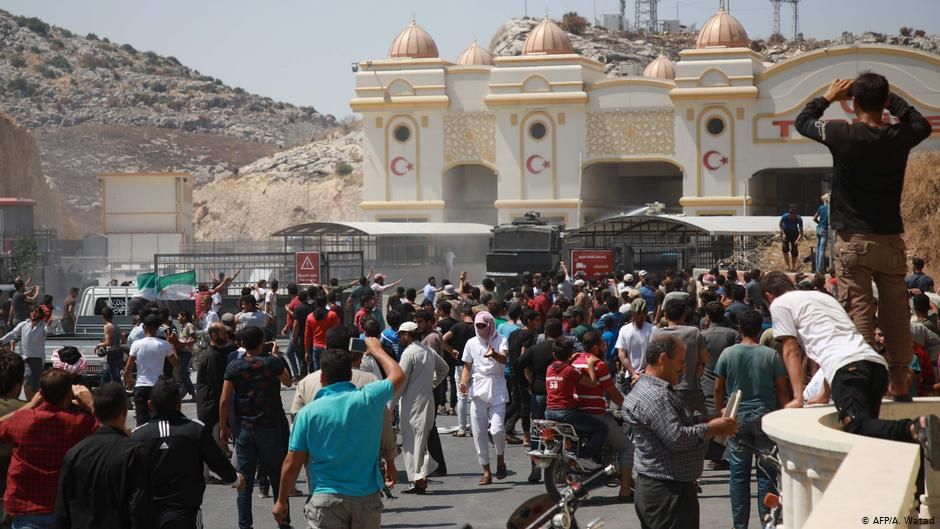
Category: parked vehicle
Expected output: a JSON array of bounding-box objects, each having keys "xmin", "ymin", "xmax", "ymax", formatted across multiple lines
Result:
[{"xmin": 486, "ymin": 212, "xmax": 563, "ymax": 295}]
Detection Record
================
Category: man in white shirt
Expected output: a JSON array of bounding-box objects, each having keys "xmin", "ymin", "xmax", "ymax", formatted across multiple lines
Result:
[
  {"xmin": 616, "ymin": 298, "xmax": 654, "ymax": 386},
  {"xmin": 123, "ymin": 312, "xmax": 179, "ymax": 427},
  {"xmin": 761, "ymin": 271, "xmax": 940, "ymax": 468},
  {"xmin": 0, "ymin": 306, "xmax": 46, "ymax": 399},
  {"xmin": 201, "ymin": 296, "xmax": 220, "ymax": 331},
  {"xmin": 235, "ymin": 295, "xmax": 269, "ymax": 332},
  {"xmin": 458, "ymin": 311, "xmax": 510, "ymax": 485}
]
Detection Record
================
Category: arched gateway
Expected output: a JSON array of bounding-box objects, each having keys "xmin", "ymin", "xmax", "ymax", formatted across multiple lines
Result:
[{"xmin": 353, "ymin": 13, "xmax": 940, "ymax": 227}]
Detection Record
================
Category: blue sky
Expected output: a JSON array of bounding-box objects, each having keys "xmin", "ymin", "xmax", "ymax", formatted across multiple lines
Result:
[{"xmin": 2, "ymin": 0, "xmax": 938, "ymax": 117}]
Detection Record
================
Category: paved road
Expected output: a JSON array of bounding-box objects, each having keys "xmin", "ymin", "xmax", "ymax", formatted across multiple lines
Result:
[{"xmin": 174, "ymin": 387, "xmax": 764, "ymax": 529}]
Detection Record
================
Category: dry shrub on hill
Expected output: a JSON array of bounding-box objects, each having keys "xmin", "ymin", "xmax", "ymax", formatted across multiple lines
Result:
[
  {"xmin": 753, "ymin": 150, "xmax": 939, "ymax": 275},
  {"xmin": 901, "ymin": 150, "xmax": 940, "ymax": 275}
]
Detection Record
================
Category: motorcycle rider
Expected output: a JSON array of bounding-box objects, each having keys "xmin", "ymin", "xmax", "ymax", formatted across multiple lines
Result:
[
  {"xmin": 545, "ymin": 337, "xmax": 607, "ymax": 469},
  {"xmin": 576, "ymin": 331, "xmax": 634, "ymax": 501}
]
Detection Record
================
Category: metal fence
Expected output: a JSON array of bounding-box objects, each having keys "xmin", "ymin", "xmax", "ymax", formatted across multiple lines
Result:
[
  {"xmin": 565, "ymin": 219, "xmax": 769, "ymax": 273},
  {"xmin": 154, "ymin": 253, "xmax": 296, "ymax": 291},
  {"xmin": 179, "ymin": 240, "xmax": 284, "ymax": 254}
]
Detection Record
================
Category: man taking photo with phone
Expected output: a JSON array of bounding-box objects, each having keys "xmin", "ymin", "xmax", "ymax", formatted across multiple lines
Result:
[{"xmin": 795, "ymin": 72, "xmax": 932, "ymax": 399}]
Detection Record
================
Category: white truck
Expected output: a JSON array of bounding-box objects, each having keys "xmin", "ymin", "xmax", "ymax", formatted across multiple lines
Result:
[{"xmin": 45, "ymin": 286, "xmax": 195, "ymax": 385}]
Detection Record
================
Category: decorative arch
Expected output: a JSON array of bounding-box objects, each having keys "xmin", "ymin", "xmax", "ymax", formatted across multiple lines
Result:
[
  {"xmin": 440, "ymin": 159, "xmax": 500, "ymax": 176},
  {"xmin": 582, "ymin": 156, "xmax": 685, "ymax": 174},
  {"xmin": 383, "ymin": 114, "xmax": 421, "ymax": 201},
  {"xmin": 386, "ymin": 79, "xmax": 415, "ymax": 96},
  {"xmin": 522, "ymin": 75, "xmax": 552, "ymax": 93},
  {"xmin": 699, "ymin": 68, "xmax": 731, "ymax": 87}
]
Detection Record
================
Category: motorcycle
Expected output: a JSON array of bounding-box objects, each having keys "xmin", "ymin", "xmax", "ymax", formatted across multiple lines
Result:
[
  {"xmin": 507, "ymin": 464, "xmax": 616, "ymax": 529},
  {"xmin": 527, "ymin": 411, "xmax": 624, "ymax": 500}
]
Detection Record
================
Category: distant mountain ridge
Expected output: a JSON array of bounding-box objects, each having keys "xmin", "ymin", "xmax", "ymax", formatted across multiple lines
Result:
[
  {"xmin": 0, "ymin": 9, "xmax": 335, "ymax": 234},
  {"xmin": 0, "ymin": 10, "xmax": 332, "ymax": 143}
]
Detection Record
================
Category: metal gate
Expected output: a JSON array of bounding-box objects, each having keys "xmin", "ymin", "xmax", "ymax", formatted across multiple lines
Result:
[
  {"xmin": 154, "ymin": 253, "xmax": 296, "ymax": 289},
  {"xmin": 324, "ymin": 251, "xmax": 363, "ymax": 284}
]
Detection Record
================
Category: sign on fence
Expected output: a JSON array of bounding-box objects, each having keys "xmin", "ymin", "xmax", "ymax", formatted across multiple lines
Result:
[
  {"xmin": 571, "ymin": 249, "xmax": 614, "ymax": 280},
  {"xmin": 295, "ymin": 252, "xmax": 321, "ymax": 285}
]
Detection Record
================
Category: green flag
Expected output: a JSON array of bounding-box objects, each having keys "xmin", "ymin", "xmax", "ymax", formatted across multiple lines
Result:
[
  {"xmin": 135, "ymin": 272, "xmax": 157, "ymax": 300},
  {"xmin": 156, "ymin": 270, "xmax": 197, "ymax": 301}
]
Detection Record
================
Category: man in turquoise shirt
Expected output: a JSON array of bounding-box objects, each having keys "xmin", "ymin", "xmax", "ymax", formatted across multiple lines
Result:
[
  {"xmin": 273, "ymin": 338, "xmax": 404, "ymax": 529},
  {"xmin": 714, "ymin": 309, "xmax": 789, "ymax": 529}
]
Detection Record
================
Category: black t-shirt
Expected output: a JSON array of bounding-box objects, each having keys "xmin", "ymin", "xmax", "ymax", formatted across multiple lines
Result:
[
  {"xmin": 10, "ymin": 292, "xmax": 27, "ymax": 321},
  {"xmin": 507, "ymin": 328, "xmax": 537, "ymax": 380},
  {"xmin": 447, "ymin": 321, "xmax": 475, "ymax": 358},
  {"xmin": 795, "ymin": 94, "xmax": 931, "ymax": 234},
  {"xmin": 292, "ymin": 302, "xmax": 314, "ymax": 341},
  {"xmin": 518, "ymin": 339, "xmax": 556, "ymax": 395},
  {"xmin": 437, "ymin": 316, "xmax": 457, "ymax": 336}
]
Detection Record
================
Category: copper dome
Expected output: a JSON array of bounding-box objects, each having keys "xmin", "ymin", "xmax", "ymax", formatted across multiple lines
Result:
[
  {"xmin": 696, "ymin": 9, "xmax": 749, "ymax": 48},
  {"xmin": 522, "ymin": 16, "xmax": 573, "ymax": 55},
  {"xmin": 389, "ymin": 20, "xmax": 440, "ymax": 59},
  {"xmin": 643, "ymin": 54, "xmax": 676, "ymax": 80},
  {"xmin": 456, "ymin": 39, "xmax": 494, "ymax": 65}
]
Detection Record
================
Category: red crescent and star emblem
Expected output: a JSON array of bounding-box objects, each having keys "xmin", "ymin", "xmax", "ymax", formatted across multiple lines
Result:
[
  {"xmin": 703, "ymin": 150, "xmax": 729, "ymax": 171},
  {"xmin": 526, "ymin": 154, "xmax": 551, "ymax": 174},
  {"xmin": 390, "ymin": 156, "xmax": 414, "ymax": 176}
]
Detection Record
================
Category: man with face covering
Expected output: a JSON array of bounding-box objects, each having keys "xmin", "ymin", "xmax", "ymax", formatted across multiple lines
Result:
[{"xmin": 458, "ymin": 311, "xmax": 510, "ymax": 485}]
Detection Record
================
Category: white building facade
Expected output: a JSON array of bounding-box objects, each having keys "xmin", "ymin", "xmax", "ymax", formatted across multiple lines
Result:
[{"xmin": 353, "ymin": 12, "xmax": 940, "ymax": 228}]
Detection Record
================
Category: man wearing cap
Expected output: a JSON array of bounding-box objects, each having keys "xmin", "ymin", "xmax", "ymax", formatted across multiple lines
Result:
[
  {"xmin": 458, "ymin": 311, "xmax": 510, "ymax": 485},
  {"xmin": 573, "ymin": 280, "xmax": 594, "ymax": 324},
  {"xmin": 564, "ymin": 307, "xmax": 591, "ymax": 343},
  {"xmin": 638, "ymin": 273, "xmax": 657, "ymax": 318},
  {"xmin": 618, "ymin": 274, "xmax": 635, "ymax": 296},
  {"xmin": 397, "ymin": 321, "xmax": 449, "ymax": 494}
]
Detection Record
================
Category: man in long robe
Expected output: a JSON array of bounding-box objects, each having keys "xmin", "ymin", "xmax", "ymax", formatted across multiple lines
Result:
[{"xmin": 397, "ymin": 321, "xmax": 449, "ymax": 494}]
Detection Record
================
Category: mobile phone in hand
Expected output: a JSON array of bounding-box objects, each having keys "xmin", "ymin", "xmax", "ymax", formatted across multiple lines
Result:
[{"xmin": 348, "ymin": 337, "xmax": 367, "ymax": 353}]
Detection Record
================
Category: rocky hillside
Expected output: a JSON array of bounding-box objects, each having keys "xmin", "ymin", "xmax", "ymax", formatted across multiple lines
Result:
[
  {"xmin": 490, "ymin": 17, "xmax": 940, "ymax": 74},
  {"xmin": 0, "ymin": 113, "xmax": 78, "ymax": 237},
  {"xmin": 0, "ymin": 10, "xmax": 334, "ymax": 234},
  {"xmin": 193, "ymin": 126, "xmax": 363, "ymax": 240}
]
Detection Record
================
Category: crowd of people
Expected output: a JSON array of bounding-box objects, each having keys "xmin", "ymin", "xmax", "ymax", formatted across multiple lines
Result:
[{"xmin": 0, "ymin": 71, "xmax": 935, "ymax": 529}]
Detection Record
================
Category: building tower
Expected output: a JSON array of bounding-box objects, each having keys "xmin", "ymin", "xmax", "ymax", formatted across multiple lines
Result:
[
  {"xmin": 634, "ymin": 0, "xmax": 658, "ymax": 32},
  {"xmin": 770, "ymin": 0, "xmax": 783, "ymax": 36},
  {"xmin": 783, "ymin": 0, "xmax": 801, "ymax": 39}
]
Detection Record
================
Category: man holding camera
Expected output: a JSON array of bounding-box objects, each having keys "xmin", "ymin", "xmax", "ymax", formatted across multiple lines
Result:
[{"xmin": 796, "ymin": 72, "xmax": 932, "ymax": 399}]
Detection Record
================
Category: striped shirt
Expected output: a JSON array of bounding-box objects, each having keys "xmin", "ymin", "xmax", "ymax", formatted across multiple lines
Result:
[
  {"xmin": 622, "ymin": 374, "xmax": 708, "ymax": 482},
  {"xmin": 571, "ymin": 352, "xmax": 612, "ymax": 414}
]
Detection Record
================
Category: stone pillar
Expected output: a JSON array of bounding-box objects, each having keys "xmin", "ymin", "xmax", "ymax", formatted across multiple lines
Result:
[
  {"xmin": 920, "ymin": 467, "xmax": 940, "ymax": 519},
  {"xmin": 786, "ymin": 458, "xmax": 814, "ymax": 529}
]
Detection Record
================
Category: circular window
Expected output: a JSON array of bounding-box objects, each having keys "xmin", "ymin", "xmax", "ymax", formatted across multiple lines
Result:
[
  {"xmin": 529, "ymin": 122, "xmax": 547, "ymax": 140},
  {"xmin": 393, "ymin": 125, "xmax": 411, "ymax": 142},
  {"xmin": 706, "ymin": 117, "xmax": 725, "ymax": 136}
]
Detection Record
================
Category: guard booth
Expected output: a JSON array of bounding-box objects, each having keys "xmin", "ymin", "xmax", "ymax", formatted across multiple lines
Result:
[
  {"xmin": 564, "ymin": 214, "xmax": 816, "ymax": 276},
  {"xmin": 271, "ymin": 222, "xmax": 494, "ymax": 290}
]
